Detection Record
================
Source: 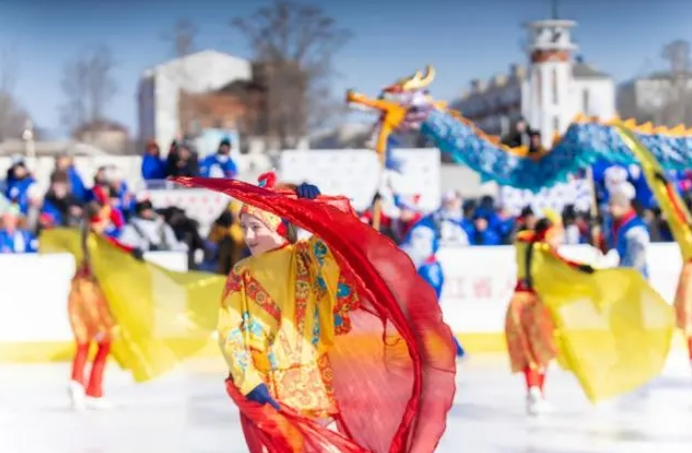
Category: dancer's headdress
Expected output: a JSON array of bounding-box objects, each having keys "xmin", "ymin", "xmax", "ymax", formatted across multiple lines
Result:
[{"xmin": 239, "ymin": 172, "xmax": 284, "ymax": 232}]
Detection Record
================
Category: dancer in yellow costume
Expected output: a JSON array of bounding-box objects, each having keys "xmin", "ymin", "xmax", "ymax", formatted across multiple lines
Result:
[
  {"xmin": 219, "ymin": 174, "xmax": 358, "ymax": 425},
  {"xmin": 67, "ymin": 200, "xmax": 142, "ymax": 411},
  {"xmin": 615, "ymin": 126, "xmax": 692, "ymax": 372},
  {"xmin": 505, "ymin": 210, "xmax": 594, "ymax": 415},
  {"xmin": 176, "ymin": 171, "xmax": 457, "ymax": 453},
  {"xmin": 506, "ymin": 204, "xmax": 674, "ymax": 414}
]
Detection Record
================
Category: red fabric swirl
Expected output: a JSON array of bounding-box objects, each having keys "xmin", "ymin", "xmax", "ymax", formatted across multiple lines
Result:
[{"xmin": 171, "ymin": 176, "xmax": 456, "ymax": 453}]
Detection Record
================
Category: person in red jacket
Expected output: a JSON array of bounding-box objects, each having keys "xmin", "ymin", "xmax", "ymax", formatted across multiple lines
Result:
[
  {"xmin": 67, "ymin": 202, "xmax": 142, "ymax": 411},
  {"xmin": 90, "ymin": 185, "xmax": 125, "ymax": 238}
]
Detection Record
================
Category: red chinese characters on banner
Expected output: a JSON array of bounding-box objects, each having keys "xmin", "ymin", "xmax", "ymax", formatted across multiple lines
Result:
[{"xmin": 443, "ymin": 275, "xmax": 515, "ymax": 300}]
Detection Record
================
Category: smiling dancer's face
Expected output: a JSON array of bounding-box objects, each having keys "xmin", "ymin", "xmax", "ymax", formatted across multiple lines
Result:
[{"xmin": 240, "ymin": 213, "xmax": 286, "ymax": 256}]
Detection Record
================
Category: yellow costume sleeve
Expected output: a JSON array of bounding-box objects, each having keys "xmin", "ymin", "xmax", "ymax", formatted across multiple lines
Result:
[
  {"xmin": 297, "ymin": 237, "xmax": 361, "ymax": 347},
  {"xmin": 218, "ymin": 267, "xmax": 265, "ymax": 395},
  {"xmin": 530, "ymin": 242, "xmax": 674, "ymax": 402}
]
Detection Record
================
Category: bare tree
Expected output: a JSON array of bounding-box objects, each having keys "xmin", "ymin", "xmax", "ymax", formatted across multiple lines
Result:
[
  {"xmin": 161, "ymin": 18, "xmax": 205, "ymax": 140},
  {"xmin": 659, "ymin": 39, "xmax": 692, "ymax": 126},
  {"xmin": 0, "ymin": 46, "xmax": 30, "ymax": 142},
  {"xmin": 231, "ymin": 1, "xmax": 352, "ymax": 148},
  {"xmin": 0, "ymin": 46, "xmax": 18, "ymax": 92},
  {"xmin": 162, "ymin": 18, "xmax": 198, "ymax": 58},
  {"xmin": 59, "ymin": 44, "xmax": 118, "ymax": 134}
]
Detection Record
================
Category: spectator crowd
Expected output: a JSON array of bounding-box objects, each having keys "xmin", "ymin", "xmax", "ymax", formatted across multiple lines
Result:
[
  {"xmin": 141, "ymin": 137, "xmax": 237, "ymax": 181},
  {"xmin": 1, "ymin": 135, "xmax": 691, "ymax": 276},
  {"xmin": 0, "ymin": 138, "xmax": 238, "ymax": 269}
]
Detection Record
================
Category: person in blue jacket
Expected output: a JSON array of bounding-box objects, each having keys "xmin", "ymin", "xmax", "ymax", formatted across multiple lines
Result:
[
  {"xmin": 200, "ymin": 138, "xmax": 238, "ymax": 178},
  {"xmin": 141, "ymin": 140, "xmax": 167, "ymax": 181},
  {"xmin": 605, "ymin": 185, "xmax": 650, "ymax": 279},
  {"xmin": 5, "ymin": 161, "xmax": 37, "ymax": 215},
  {"xmin": 55, "ymin": 156, "xmax": 87, "ymax": 202},
  {"xmin": 399, "ymin": 210, "xmax": 465, "ymax": 359},
  {"xmin": 39, "ymin": 171, "xmax": 84, "ymax": 228},
  {"xmin": 470, "ymin": 214, "xmax": 502, "ymax": 246},
  {"xmin": 0, "ymin": 204, "xmax": 38, "ymax": 253}
]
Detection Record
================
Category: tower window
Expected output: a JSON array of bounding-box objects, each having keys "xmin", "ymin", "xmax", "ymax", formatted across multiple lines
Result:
[
  {"xmin": 553, "ymin": 115, "xmax": 560, "ymax": 134},
  {"xmin": 551, "ymin": 68, "xmax": 559, "ymax": 105}
]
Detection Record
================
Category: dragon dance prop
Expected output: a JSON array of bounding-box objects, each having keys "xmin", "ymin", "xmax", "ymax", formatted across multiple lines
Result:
[
  {"xmin": 348, "ymin": 69, "xmax": 687, "ymax": 402},
  {"xmin": 347, "ymin": 65, "xmax": 692, "ymax": 258},
  {"xmin": 346, "ymin": 67, "xmax": 435, "ymax": 230},
  {"xmin": 346, "ymin": 66, "xmax": 445, "ymax": 230},
  {"xmin": 347, "ymin": 66, "xmax": 692, "ymax": 192}
]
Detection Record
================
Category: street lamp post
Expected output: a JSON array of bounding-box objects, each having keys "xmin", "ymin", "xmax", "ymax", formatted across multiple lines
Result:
[{"xmin": 22, "ymin": 119, "xmax": 35, "ymax": 162}]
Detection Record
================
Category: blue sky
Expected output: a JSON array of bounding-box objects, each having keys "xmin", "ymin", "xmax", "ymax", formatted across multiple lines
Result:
[{"xmin": 1, "ymin": 0, "xmax": 691, "ymax": 138}]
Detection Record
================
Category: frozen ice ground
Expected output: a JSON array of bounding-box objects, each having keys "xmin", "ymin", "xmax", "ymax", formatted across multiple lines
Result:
[{"xmin": 1, "ymin": 352, "xmax": 691, "ymax": 453}]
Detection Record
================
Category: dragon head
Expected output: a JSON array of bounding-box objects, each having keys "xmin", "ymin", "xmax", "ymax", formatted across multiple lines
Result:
[{"xmin": 346, "ymin": 66, "xmax": 448, "ymax": 153}]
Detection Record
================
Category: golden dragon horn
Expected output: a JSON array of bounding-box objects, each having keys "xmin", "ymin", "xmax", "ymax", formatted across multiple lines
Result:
[
  {"xmin": 392, "ymin": 69, "xmax": 422, "ymax": 89},
  {"xmin": 402, "ymin": 65, "xmax": 436, "ymax": 91}
]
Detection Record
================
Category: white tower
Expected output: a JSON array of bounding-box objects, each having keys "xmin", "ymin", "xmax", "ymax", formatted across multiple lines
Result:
[{"xmin": 522, "ymin": 17, "xmax": 577, "ymax": 148}]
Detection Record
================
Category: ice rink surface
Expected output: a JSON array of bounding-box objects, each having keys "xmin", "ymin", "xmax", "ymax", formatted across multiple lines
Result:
[{"xmin": 1, "ymin": 352, "xmax": 692, "ymax": 453}]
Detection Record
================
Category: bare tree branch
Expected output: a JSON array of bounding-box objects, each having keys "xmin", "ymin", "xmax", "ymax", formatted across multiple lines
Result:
[
  {"xmin": 0, "ymin": 47, "xmax": 18, "ymax": 93},
  {"xmin": 59, "ymin": 59, "xmax": 88, "ymax": 132},
  {"xmin": 59, "ymin": 44, "xmax": 118, "ymax": 134},
  {"xmin": 162, "ymin": 18, "xmax": 198, "ymax": 59},
  {"xmin": 161, "ymin": 18, "xmax": 206, "ymax": 140},
  {"xmin": 231, "ymin": 1, "xmax": 352, "ymax": 148},
  {"xmin": 0, "ymin": 46, "xmax": 30, "ymax": 142},
  {"xmin": 660, "ymin": 39, "xmax": 692, "ymax": 126}
]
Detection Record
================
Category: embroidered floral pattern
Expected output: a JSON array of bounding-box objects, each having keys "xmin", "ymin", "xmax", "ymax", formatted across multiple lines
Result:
[
  {"xmin": 226, "ymin": 327, "xmax": 250, "ymax": 371},
  {"xmin": 68, "ymin": 274, "xmax": 116, "ymax": 344},
  {"xmin": 267, "ymin": 351, "xmax": 279, "ymax": 370},
  {"xmin": 310, "ymin": 238, "xmax": 360, "ymax": 336},
  {"xmin": 265, "ymin": 354, "xmax": 337, "ymax": 418},
  {"xmin": 311, "ymin": 308, "xmax": 321, "ymax": 346},
  {"xmin": 222, "ymin": 238, "xmax": 362, "ymax": 417},
  {"xmin": 242, "ymin": 312, "xmax": 264, "ymax": 337},
  {"xmin": 333, "ymin": 277, "xmax": 360, "ymax": 335},
  {"xmin": 243, "ymin": 273, "xmax": 281, "ymax": 322},
  {"xmin": 223, "ymin": 269, "xmax": 243, "ymax": 300},
  {"xmin": 312, "ymin": 240, "xmax": 328, "ymax": 265},
  {"xmin": 505, "ymin": 289, "xmax": 557, "ymax": 373},
  {"xmin": 293, "ymin": 257, "xmax": 311, "ymax": 360}
]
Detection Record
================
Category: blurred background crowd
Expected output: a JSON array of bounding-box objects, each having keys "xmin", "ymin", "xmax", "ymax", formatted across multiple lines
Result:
[
  {"xmin": 1, "ymin": 0, "xmax": 691, "ymax": 277},
  {"xmin": 2, "ymin": 134, "xmax": 691, "ymax": 276}
]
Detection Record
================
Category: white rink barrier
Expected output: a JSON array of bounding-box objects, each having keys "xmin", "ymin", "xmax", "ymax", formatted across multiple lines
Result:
[
  {"xmin": 0, "ymin": 252, "xmax": 187, "ymax": 347},
  {"xmin": 437, "ymin": 242, "xmax": 682, "ymax": 334},
  {"xmin": 0, "ymin": 243, "xmax": 685, "ymax": 362}
]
